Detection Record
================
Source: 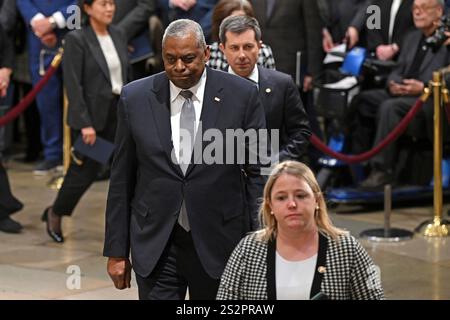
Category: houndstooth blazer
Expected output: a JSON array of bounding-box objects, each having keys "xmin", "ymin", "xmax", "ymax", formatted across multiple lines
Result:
[{"xmin": 216, "ymin": 232, "xmax": 384, "ymax": 300}]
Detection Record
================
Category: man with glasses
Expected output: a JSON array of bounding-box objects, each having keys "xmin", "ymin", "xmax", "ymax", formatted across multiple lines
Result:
[{"xmin": 351, "ymin": 0, "xmax": 449, "ymax": 188}]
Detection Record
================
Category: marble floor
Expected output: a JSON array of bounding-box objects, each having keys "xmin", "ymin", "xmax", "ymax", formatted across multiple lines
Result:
[{"xmin": 1, "ymin": 159, "xmax": 449, "ymax": 300}]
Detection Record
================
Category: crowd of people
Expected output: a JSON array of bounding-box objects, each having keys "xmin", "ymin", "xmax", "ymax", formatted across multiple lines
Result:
[{"xmin": 1, "ymin": 0, "xmax": 449, "ymax": 300}]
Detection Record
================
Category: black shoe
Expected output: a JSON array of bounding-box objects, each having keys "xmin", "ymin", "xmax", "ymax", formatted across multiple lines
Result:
[
  {"xmin": 360, "ymin": 169, "xmax": 394, "ymax": 189},
  {"xmin": 0, "ymin": 216, "xmax": 23, "ymax": 233},
  {"xmin": 41, "ymin": 207, "xmax": 64, "ymax": 243}
]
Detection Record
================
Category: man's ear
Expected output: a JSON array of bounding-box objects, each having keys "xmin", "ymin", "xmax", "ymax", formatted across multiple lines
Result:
[
  {"xmin": 204, "ymin": 45, "xmax": 211, "ymax": 62},
  {"xmin": 258, "ymin": 40, "xmax": 263, "ymax": 49},
  {"xmin": 219, "ymin": 42, "xmax": 225, "ymax": 53}
]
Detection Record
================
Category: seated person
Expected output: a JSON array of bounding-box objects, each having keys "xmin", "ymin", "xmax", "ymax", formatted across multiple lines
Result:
[
  {"xmin": 350, "ymin": 0, "xmax": 449, "ymax": 188},
  {"xmin": 207, "ymin": 0, "xmax": 275, "ymax": 71},
  {"xmin": 345, "ymin": 0, "xmax": 415, "ymax": 61},
  {"xmin": 217, "ymin": 160, "xmax": 384, "ymax": 300}
]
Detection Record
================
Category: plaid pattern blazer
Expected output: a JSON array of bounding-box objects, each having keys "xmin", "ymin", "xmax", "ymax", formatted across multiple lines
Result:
[
  {"xmin": 216, "ymin": 232, "xmax": 384, "ymax": 300},
  {"xmin": 207, "ymin": 42, "xmax": 276, "ymax": 72}
]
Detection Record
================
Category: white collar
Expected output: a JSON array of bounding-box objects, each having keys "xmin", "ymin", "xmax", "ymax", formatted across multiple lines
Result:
[
  {"xmin": 228, "ymin": 65, "xmax": 259, "ymax": 84},
  {"xmin": 169, "ymin": 68, "xmax": 207, "ymax": 103}
]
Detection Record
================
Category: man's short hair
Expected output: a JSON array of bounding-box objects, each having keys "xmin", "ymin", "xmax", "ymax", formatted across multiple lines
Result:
[
  {"xmin": 219, "ymin": 15, "xmax": 262, "ymax": 45},
  {"xmin": 162, "ymin": 19, "xmax": 206, "ymax": 50}
]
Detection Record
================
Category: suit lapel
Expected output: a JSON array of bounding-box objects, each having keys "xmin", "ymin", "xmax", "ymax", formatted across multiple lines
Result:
[
  {"xmin": 85, "ymin": 26, "xmax": 111, "ymax": 83},
  {"xmin": 185, "ymin": 67, "xmax": 224, "ymax": 176},
  {"xmin": 109, "ymin": 27, "xmax": 128, "ymax": 84},
  {"xmin": 150, "ymin": 73, "xmax": 183, "ymax": 176},
  {"xmin": 266, "ymin": 237, "xmax": 277, "ymax": 300},
  {"xmin": 310, "ymin": 232, "xmax": 328, "ymax": 299},
  {"xmin": 257, "ymin": 66, "xmax": 273, "ymax": 116}
]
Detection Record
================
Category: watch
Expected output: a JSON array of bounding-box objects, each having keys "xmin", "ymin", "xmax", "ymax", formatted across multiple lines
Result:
[{"xmin": 48, "ymin": 16, "xmax": 57, "ymax": 29}]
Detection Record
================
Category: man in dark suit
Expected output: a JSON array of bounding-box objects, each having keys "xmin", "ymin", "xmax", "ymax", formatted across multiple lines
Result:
[
  {"xmin": 346, "ymin": 0, "xmax": 415, "ymax": 60},
  {"xmin": 219, "ymin": 15, "xmax": 311, "ymax": 163},
  {"xmin": 351, "ymin": 0, "xmax": 449, "ymax": 187},
  {"xmin": 104, "ymin": 19, "xmax": 267, "ymax": 300},
  {"xmin": 157, "ymin": 0, "xmax": 218, "ymax": 42},
  {"xmin": 251, "ymin": 0, "xmax": 323, "ymax": 86},
  {"xmin": 113, "ymin": 0, "xmax": 157, "ymax": 79}
]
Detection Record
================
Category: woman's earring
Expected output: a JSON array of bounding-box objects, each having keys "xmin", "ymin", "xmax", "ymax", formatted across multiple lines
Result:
[
  {"xmin": 315, "ymin": 205, "xmax": 320, "ymax": 216},
  {"xmin": 270, "ymin": 211, "xmax": 274, "ymax": 215}
]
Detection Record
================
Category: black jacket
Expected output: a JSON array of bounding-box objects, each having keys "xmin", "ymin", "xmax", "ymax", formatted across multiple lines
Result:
[{"xmin": 63, "ymin": 25, "xmax": 129, "ymax": 131}]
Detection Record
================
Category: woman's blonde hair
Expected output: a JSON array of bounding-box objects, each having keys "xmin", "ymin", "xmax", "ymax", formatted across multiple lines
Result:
[{"xmin": 258, "ymin": 161, "xmax": 346, "ymax": 241}]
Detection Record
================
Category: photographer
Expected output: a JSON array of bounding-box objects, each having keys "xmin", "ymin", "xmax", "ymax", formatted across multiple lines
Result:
[{"xmin": 350, "ymin": 0, "xmax": 449, "ymax": 188}]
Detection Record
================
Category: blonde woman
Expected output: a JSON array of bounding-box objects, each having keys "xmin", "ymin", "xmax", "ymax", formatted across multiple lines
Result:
[{"xmin": 217, "ymin": 161, "xmax": 384, "ymax": 300}]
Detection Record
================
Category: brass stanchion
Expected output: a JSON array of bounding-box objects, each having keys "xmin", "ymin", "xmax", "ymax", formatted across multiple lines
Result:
[
  {"xmin": 418, "ymin": 72, "xmax": 449, "ymax": 237},
  {"xmin": 48, "ymin": 88, "xmax": 70, "ymax": 190}
]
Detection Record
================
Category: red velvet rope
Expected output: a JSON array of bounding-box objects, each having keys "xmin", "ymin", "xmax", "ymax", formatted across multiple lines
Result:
[
  {"xmin": 310, "ymin": 98, "xmax": 425, "ymax": 164},
  {"xmin": 0, "ymin": 61, "xmax": 60, "ymax": 127}
]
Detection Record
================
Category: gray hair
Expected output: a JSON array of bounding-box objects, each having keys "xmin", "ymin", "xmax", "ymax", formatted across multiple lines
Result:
[
  {"xmin": 435, "ymin": 0, "xmax": 445, "ymax": 8},
  {"xmin": 219, "ymin": 15, "xmax": 262, "ymax": 45},
  {"xmin": 162, "ymin": 19, "xmax": 206, "ymax": 50}
]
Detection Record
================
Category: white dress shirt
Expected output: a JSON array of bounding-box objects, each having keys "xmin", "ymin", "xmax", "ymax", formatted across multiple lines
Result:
[
  {"xmin": 170, "ymin": 68, "xmax": 207, "ymax": 163},
  {"xmin": 389, "ymin": 0, "xmax": 403, "ymax": 43},
  {"xmin": 228, "ymin": 65, "xmax": 259, "ymax": 87}
]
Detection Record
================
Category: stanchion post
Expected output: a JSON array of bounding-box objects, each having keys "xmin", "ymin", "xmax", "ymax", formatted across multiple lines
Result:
[{"xmin": 423, "ymin": 72, "xmax": 449, "ymax": 237}]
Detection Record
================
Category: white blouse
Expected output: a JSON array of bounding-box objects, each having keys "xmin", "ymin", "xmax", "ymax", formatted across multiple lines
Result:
[{"xmin": 96, "ymin": 34, "xmax": 123, "ymax": 95}]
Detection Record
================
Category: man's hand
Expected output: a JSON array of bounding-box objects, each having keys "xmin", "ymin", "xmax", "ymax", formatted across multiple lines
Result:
[
  {"xmin": 0, "ymin": 68, "xmax": 12, "ymax": 97},
  {"xmin": 376, "ymin": 44, "xmax": 399, "ymax": 61},
  {"xmin": 401, "ymin": 79, "xmax": 424, "ymax": 96},
  {"xmin": 322, "ymin": 28, "xmax": 335, "ymax": 53},
  {"xmin": 303, "ymin": 75, "xmax": 313, "ymax": 92},
  {"xmin": 389, "ymin": 79, "xmax": 424, "ymax": 96},
  {"xmin": 41, "ymin": 32, "xmax": 57, "ymax": 48},
  {"xmin": 345, "ymin": 26, "xmax": 359, "ymax": 49},
  {"xmin": 107, "ymin": 257, "xmax": 132, "ymax": 290},
  {"xmin": 170, "ymin": 0, "xmax": 196, "ymax": 11},
  {"xmin": 81, "ymin": 127, "xmax": 97, "ymax": 145},
  {"xmin": 31, "ymin": 17, "xmax": 54, "ymax": 38}
]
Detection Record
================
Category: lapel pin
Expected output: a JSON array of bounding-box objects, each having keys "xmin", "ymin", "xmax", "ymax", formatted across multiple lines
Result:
[
  {"xmin": 317, "ymin": 266, "xmax": 326, "ymax": 274},
  {"xmin": 265, "ymin": 88, "xmax": 271, "ymax": 93},
  {"xmin": 214, "ymin": 97, "xmax": 221, "ymax": 102}
]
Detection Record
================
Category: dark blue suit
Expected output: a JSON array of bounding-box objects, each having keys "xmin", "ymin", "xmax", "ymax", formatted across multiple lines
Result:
[
  {"xmin": 103, "ymin": 67, "xmax": 267, "ymax": 299},
  {"xmin": 158, "ymin": 0, "xmax": 218, "ymax": 42},
  {"xmin": 17, "ymin": 0, "xmax": 76, "ymax": 161}
]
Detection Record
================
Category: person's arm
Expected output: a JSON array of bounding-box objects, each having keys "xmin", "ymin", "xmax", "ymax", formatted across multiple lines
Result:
[
  {"xmin": 349, "ymin": 238, "xmax": 385, "ymax": 300},
  {"xmin": 16, "ymin": 0, "xmax": 41, "ymax": 25},
  {"xmin": 104, "ymin": 89, "xmax": 137, "ymax": 288},
  {"xmin": 216, "ymin": 238, "xmax": 246, "ymax": 300},
  {"xmin": 277, "ymin": 77, "xmax": 311, "ymax": 162},
  {"xmin": 63, "ymin": 32, "xmax": 93, "ymax": 130},
  {"xmin": 0, "ymin": 27, "xmax": 14, "ymax": 97},
  {"xmin": 303, "ymin": 0, "xmax": 325, "ymax": 79},
  {"xmin": 242, "ymin": 86, "xmax": 268, "ymax": 231},
  {"xmin": 0, "ymin": 0, "xmax": 18, "ymax": 33},
  {"xmin": 116, "ymin": 0, "xmax": 156, "ymax": 41}
]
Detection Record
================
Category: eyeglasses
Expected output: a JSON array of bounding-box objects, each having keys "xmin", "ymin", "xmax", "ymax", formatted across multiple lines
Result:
[{"xmin": 411, "ymin": 4, "xmax": 439, "ymax": 13}]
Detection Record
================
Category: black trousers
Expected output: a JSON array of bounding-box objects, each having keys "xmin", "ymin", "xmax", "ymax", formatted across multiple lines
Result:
[
  {"xmin": 350, "ymin": 89, "xmax": 420, "ymax": 171},
  {"xmin": 0, "ymin": 163, "xmax": 23, "ymax": 219},
  {"xmin": 52, "ymin": 103, "xmax": 117, "ymax": 216},
  {"xmin": 135, "ymin": 224, "xmax": 221, "ymax": 300}
]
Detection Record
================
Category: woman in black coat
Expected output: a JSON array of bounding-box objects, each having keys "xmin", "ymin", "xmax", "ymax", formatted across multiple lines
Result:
[{"xmin": 42, "ymin": 0, "xmax": 129, "ymax": 243}]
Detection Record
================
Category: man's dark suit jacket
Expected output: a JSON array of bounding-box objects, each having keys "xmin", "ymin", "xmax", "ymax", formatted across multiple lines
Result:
[
  {"xmin": 251, "ymin": 0, "xmax": 324, "ymax": 80},
  {"xmin": 352, "ymin": 0, "xmax": 415, "ymax": 51},
  {"xmin": 388, "ymin": 30, "xmax": 450, "ymax": 85},
  {"xmin": 63, "ymin": 25, "xmax": 128, "ymax": 131},
  {"xmin": 257, "ymin": 66, "xmax": 311, "ymax": 161},
  {"xmin": 0, "ymin": 164, "xmax": 22, "ymax": 220},
  {"xmin": 103, "ymin": 67, "xmax": 267, "ymax": 279},
  {"xmin": 113, "ymin": 0, "xmax": 155, "ymax": 42}
]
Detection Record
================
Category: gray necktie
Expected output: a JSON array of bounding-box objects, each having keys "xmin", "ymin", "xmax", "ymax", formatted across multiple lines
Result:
[{"xmin": 178, "ymin": 90, "xmax": 195, "ymax": 231}]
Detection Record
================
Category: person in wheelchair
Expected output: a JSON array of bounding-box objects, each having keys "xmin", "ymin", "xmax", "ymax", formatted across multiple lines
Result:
[{"xmin": 350, "ymin": 0, "xmax": 450, "ymax": 188}]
